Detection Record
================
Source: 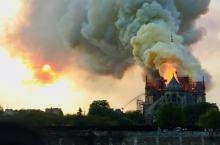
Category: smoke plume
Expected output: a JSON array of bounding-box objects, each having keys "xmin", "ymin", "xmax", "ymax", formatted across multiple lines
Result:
[
  {"xmin": 57, "ymin": 0, "xmax": 210, "ymax": 80},
  {"xmin": 6, "ymin": 0, "xmax": 210, "ymax": 81}
]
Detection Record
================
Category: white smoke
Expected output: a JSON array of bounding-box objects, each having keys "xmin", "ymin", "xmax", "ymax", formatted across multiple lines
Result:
[{"xmin": 130, "ymin": 2, "xmax": 204, "ymax": 80}]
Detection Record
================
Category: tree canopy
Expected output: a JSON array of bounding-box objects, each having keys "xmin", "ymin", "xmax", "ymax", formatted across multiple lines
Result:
[
  {"xmin": 198, "ymin": 108, "xmax": 220, "ymax": 129},
  {"xmin": 0, "ymin": 101, "xmax": 219, "ymax": 128},
  {"xmin": 157, "ymin": 104, "xmax": 184, "ymax": 128},
  {"xmin": 88, "ymin": 100, "xmax": 113, "ymax": 117},
  {"xmin": 183, "ymin": 102, "xmax": 218, "ymax": 128}
]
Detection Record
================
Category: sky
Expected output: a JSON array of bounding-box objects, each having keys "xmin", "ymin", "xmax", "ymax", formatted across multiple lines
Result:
[
  {"xmin": 0, "ymin": 0, "xmax": 219, "ymax": 114},
  {"xmin": 193, "ymin": 0, "xmax": 220, "ymax": 106}
]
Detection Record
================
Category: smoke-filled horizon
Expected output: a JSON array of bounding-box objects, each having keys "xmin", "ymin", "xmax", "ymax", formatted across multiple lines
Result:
[
  {"xmin": 0, "ymin": 0, "xmax": 217, "ymax": 113},
  {"xmin": 6, "ymin": 0, "xmax": 210, "ymax": 81},
  {"xmin": 57, "ymin": 0, "xmax": 210, "ymax": 82}
]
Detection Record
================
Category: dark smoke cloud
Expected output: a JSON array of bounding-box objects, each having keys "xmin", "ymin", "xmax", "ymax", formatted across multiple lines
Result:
[
  {"xmin": 174, "ymin": 0, "xmax": 210, "ymax": 44},
  {"xmin": 11, "ymin": 0, "xmax": 210, "ymax": 80},
  {"xmin": 58, "ymin": 0, "xmax": 210, "ymax": 80},
  {"xmin": 59, "ymin": 0, "xmax": 133, "ymax": 78}
]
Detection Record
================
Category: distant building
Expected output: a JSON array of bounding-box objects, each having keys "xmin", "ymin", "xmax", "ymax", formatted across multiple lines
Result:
[
  {"xmin": 143, "ymin": 74, "xmax": 206, "ymax": 122},
  {"xmin": 45, "ymin": 108, "xmax": 63, "ymax": 116}
]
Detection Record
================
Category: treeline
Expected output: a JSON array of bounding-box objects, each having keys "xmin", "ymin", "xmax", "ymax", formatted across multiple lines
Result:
[
  {"xmin": 63, "ymin": 100, "xmax": 146, "ymax": 127},
  {"xmin": 0, "ymin": 100, "xmax": 145, "ymax": 127},
  {"xmin": 157, "ymin": 102, "xmax": 220, "ymax": 129},
  {"xmin": 0, "ymin": 101, "xmax": 219, "ymax": 129}
]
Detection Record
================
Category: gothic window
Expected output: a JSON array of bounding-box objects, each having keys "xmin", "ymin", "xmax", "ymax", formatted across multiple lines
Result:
[{"xmin": 172, "ymin": 94, "xmax": 177, "ymax": 102}]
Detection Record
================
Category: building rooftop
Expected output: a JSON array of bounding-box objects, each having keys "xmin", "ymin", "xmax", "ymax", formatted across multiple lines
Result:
[{"xmin": 166, "ymin": 76, "xmax": 182, "ymax": 91}]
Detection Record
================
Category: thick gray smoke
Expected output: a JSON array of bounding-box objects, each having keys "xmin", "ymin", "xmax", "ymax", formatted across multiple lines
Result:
[
  {"xmin": 58, "ymin": 0, "xmax": 210, "ymax": 80},
  {"xmin": 11, "ymin": 0, "xmax": 210, "ymax": 80}
]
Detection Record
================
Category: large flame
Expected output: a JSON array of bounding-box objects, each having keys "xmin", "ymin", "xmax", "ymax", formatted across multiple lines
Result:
[{"xmin": 160, "ymin": 63, "xmax": 177, "ymax": 83}]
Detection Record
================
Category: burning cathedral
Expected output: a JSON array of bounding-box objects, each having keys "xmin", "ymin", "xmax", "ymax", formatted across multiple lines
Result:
[{"xmin": 143, "ymin": 72, "xmax": 206, "ymax": 120}]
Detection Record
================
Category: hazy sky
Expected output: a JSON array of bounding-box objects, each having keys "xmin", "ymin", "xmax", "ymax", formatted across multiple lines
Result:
[
  {"xmin": 193, "ymin": 0, "xmax": 220, "ymax": 106},
  {"xmin": 0, "ymin": 0, "xmax": 219, "ymax": 114}
]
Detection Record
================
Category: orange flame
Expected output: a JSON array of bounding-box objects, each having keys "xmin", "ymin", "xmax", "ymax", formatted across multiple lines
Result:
[{"xmin": 160, "ymin": 63, "xmax": 177, "ymax": 83}]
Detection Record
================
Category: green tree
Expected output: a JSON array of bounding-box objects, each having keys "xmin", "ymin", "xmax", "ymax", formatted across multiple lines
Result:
[
  {"xmin": 87, "ymin": 100, "xmax": 129, "ymax": 126},
  {"xmin": 124, "ymin": 110, "xmax": 145, "ymax": 125},
  {"xmin": 10, "ymin": 109, "xmax": 64, "ymax": 126},
  {"xmin": 88, "ymin": 100, "xmax": 113, "ymax": 116},
  {"xmin": 157, "ymin": 104, "xmax": 184, "ymax": 128},
  {"xmin": 183, "ymin": 103, "xmax": 218, "ymax": 128},
  {"xmin": 0, "ymin": 106, "xmax": 3, "ymax": 112},
  {"xmin": 77, "ymin": 107, "xmax": 83, "ymax": 116},
  {"xmin": 0, "ymin": 106, "xmax": 3, "ymax": 115},
  {"xmin": 63, "ymin": 114, "xmax": 75, "ymax": 125},
  {"xmin": 198, "ymin": 108, "xmax": 220, "ymax": 129}
]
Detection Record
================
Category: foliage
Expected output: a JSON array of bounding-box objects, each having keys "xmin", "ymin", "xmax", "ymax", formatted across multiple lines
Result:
[
  {"xmin": 87, "ymin": 100, "xmax": 127, "ymax": 126},
  {"xmin": 0, "ymin": 101, "xmax": 219, "ymax": 128},
  {"xmin": 156, "ymin": 102, "xmax": 219, "ymax": 129},
  {"xmin": 157, "ymin": 104, "xmax": 184, "ymax": 128},
  {"xmin": 183, "ymin": 102, "xmax": 218, "ymax": 128},
  {"xmin": 124, "ymin": 110, "xmax": 145, "ymax": 125},
  {"xmin": 77, "ymin": 107, "xmax": 83, "ymax": 116},
  {"xmin": 78, "ymin": 116, "xmax": 118, "ymax": 126},
  {"xmin": 88, "ymin": 100, "xmax": 114, "ymax": 117},
  {"xmin": 0, "ymin": 109, "xmax": 63, "ymax": 126},
  {"xmin": 198, "ymin": 108, "xmax": 220, "ymax": 129},
  {"xmin": 0, "ymin": 106, "xmax": 3, "ymax": 113}
]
